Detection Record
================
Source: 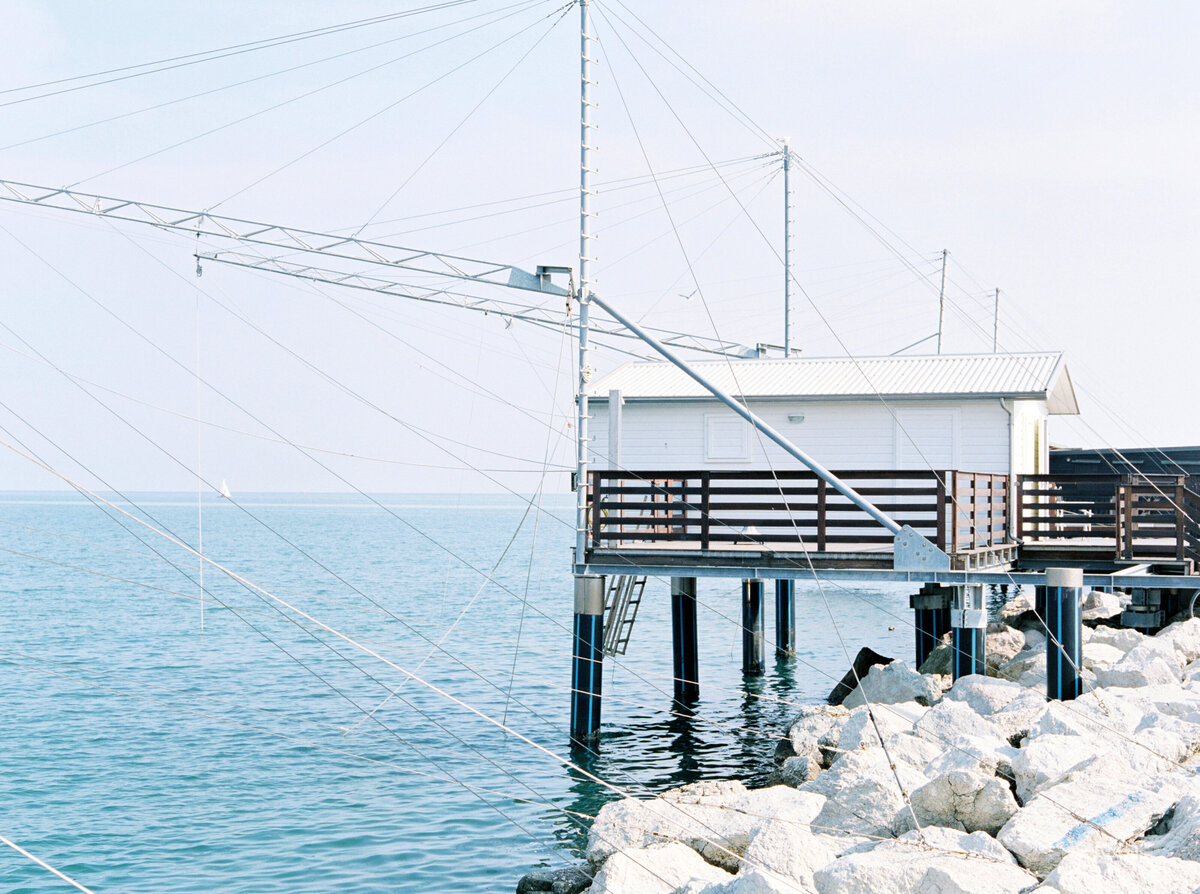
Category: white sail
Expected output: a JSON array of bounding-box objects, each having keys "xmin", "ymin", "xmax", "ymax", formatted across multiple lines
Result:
[{"xmin": 219, "ymin": 480, "xmax": 232, "ymax": 499}]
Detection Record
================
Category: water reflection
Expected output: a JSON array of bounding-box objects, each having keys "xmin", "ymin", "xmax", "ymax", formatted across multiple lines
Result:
[{"xmin": 550, "ymin": 660, "xmax": 806, "ymax": 859}]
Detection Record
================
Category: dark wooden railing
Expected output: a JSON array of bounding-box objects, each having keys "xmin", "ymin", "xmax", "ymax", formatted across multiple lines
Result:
[
  {"xmin": 588, "ymin": 469, "xmax": 1009, "ymax": 554},
  {"xmin": 1017, "ymin": 473, "xmax": 1200, "ymax": 561}
]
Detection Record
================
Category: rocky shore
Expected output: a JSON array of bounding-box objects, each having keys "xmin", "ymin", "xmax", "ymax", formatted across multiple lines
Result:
[{"xmin": 521, "ymin": 589, "xmax": 1200, "ymax": 893}]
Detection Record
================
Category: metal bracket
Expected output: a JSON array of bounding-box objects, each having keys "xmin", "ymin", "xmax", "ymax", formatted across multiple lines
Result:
[
  {"xmin": 893, "ymin": 525, "xmax": 951, "ymax": 572},
  {"xmin": 951, "ymin": 608, "xmax": 988, "ymax": 629}
]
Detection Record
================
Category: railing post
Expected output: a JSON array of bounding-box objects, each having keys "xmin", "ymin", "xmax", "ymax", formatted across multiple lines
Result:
[
  {"xmin": 1177, "ymin": 483, "xmax": 1187, "ymax": 561},
  {"xmin": 817, "ymin": 477, "xmax": 828, "ymax": 552},
  {"xmin": 951, "ymin": 473, "xmax": 961, "ymax": 554},
  {"xmin": 1123, "ymin": 484, "xmax": 1134, "ymax": 560},
  {"xmin": 1014, "ymin": 476, "xmax": 1023, "ymax": 541},
  {"xmin": 936, "ymin": 473, "xmax": 948, "ymax": 550},
  {"xmin": 588, "ymin": 471, "xmax": 599, "ymax": 550},
  {"xmin": 972, "ymin": 471, "xmax": 981, "ymax": 550},
  {"xmin": 700, "ymin": 472, "xmax": 711, "ymax": 551}
]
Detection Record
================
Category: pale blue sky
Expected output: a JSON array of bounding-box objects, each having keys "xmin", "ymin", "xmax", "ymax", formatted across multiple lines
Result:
[{"xmin": 0, "ymin": 1, "xmax": 1197, "ymax": 492}]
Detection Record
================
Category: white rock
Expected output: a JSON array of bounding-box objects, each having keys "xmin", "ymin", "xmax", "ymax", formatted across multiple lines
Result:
[
  {"xmin": 841, "ymin": 661, "xmax": 941, "ymax": 709},
  {"xmin": 944, "ymin": 675, "xmax": 1025, "ymax": 715},
  {"xmin": 1095, "ymin": 642, "xmax": 1181, "ymax": 689},
  {"xmin": 996, "ymin": 649, "xmax": 1046, "ymax": 688},
  {"xmin": 923, "ymin": 733, "xmax": 1018, "ymax": 781},
  {"xmin": 774, "ymin": 755, "xmax": 821, "ymax": 786},
  {"xmin": 901, "ymin": 768, "xmax": 1018, "ymax": 835},
  {"xmin": 1088, "ymin": 625, "xmax": 1144, "ymax": 653},
  {"xmin": 589, "ymin": 841, "xmax": 733, "ymax": 894},
  {"xmin": 1010, "ymin": 733, "xmax": 1106, "ymax": 804},
  {"xmin": 683, "ymin": 867, "xmax": 815, "ymax": 894},
  {"xmin": 988, "ymin": 690, "xmax": 1049, "ymax": 743},
  {"xmin": 787, "ymin": 705, "xmax": 850, "ymax": 759},
  {"xmin": 1082, "ymin": 589, "xmax": 1124, "ymax": 621},
  {"xmin": 914, "ymin": 697, "xmax": 1010, "ymax": 750},
  {"xmin": 1000, "ymin": 588, "xmax": 1037, "ymax": 621},
  {"xmin": 996, "ymin": 751, "xmax": 1181, "ymax": 877},
  {"xmin": 737, "ymin": 811, "xmax": 837, "ymax": 890},
  {"xmin": 802, "ymin": 749, "xmax": 927, "ymax": 838},
  {"xmin": 586, "ymin": 781, "xmax": 825, "ymax": 872},
  {"xmin": 812, "ymin": 826, "xmax": 1037, "ymax": 894},
  {"xmin": 1082, "ymin": 640, "xmax": 1126, "ymax": 672},
  {"xmin": 835, "ymin": 702, "xmax": 923, "ymax": 752},
  {"xmin": 1039, "ymin": 850, "xmax": 1200, "ymax": 893},
  {"xmin": 986, "ymin": 626, "xmax": 1027, "ymax": 673},
  {"xmin": 1159, "ymin": 618, "xmax": 1200, "ymax": 666},
  {"xmin": 1138, "ymin": 792, "xmax": 1200, "ymax": 862}
]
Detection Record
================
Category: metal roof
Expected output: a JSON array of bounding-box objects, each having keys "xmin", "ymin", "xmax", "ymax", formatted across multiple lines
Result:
[{"xmin": 588, "ymin": 352, "xmax": 1080, "ymax": 414}]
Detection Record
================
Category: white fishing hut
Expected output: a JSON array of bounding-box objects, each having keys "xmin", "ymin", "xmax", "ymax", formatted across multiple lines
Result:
[{"xmin": 587, "ymin": 352, "xmax": 1079, "ymax": 477}]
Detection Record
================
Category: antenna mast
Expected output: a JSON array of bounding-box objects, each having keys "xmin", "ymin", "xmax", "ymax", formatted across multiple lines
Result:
[
  {"xmin": 992, "ymin": 287, "xmax": 1000, "ymax": 352},
  {"xmin": 782, "ymin": 139, "xmax": 793, "ymax": 357},
  {"xmin": 575, "ymin": 0, "xmax": 596, "ymax": 561},
  {"xmin": 936, "ymin": 248, "xmax": 948, "ymax": 354}
]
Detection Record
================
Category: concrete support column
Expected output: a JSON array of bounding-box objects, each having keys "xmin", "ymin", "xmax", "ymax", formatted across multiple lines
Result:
[
  {"xmin": 910, "ymin": 583, "xmax": 953, "ymax": 669},
  {"xmin": 570, "ymin": 574, "xmax": 606, "ymax": 744},
  {"xmin": 775, "ymin": 579, "xmax": 796, "ymax": 658},
  {"xmin": 951, "ymin": 584, "xmax": 987, "ymax": 680},
  {"xmin": 1044, "ymin": 567, "xmax": 1084, "ymax": 701},
  {"xmin": 671, "ymin": 576, "xmax": 699, "ymax": 703},
  {"xmin": 742, "ymin": 579, "xmax": 765, "ymax": 676}
]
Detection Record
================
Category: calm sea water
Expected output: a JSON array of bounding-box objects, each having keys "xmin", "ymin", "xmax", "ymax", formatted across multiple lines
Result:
[{"xmin": 0, "ymin": 492, "xmax": 914, "ymax": 893}]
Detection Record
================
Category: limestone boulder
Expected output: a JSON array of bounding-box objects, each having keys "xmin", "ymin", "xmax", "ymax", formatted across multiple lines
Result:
[
  {"xmin": 771, "ymin": 755, "xmax": 821, "ymax": 787},
  {"xmin": 1081, "ymin": 640, "xmax": 1126, "ymax": 673},
  {"xmin": 1138, "ymin": 792, "xmax": 1200, "ymax": 862},
  {"xmin": 679, "ymin": 867, "xmax": 816, "ymax": 894},
  {"xmin": 1088, "ymin": 625, "xmax": 1144, "ymax": 653},
  {"xmin": 899, "ymin": 768, "xmax": 1018, "ymax": 836},
  {"xmin": 835, "ymin": 702, "xmax": 923, "ymax": 753},
  {"xmin": 787, "ymin": 705, "xmax": 850, "ymax": 770},
  {"xmin": 913, "ymin": 697, "xmax": 1010, "ymax": 751},
  {"xmin": 1009, "ymin": 733, "xmax": 1106, "ymax": 804},
  {"xmin": 1039, "ymin": 851, "xmax": 1200, "ymax": 893},
  {"xmin": 943, "ymin": 674, "xmax": 1024, "ymax": 716},
  {"xmin": 1081, "ymin": 589, "xmax": 1125, "ymax": 622},
  {"xmin": 801, "ymin": 748, "xmax": 928, "ymax": 838},
  {"xmin": 987, "ymin": 690, "xmax": 1049, "ymax": 743},
  {"xmin": 996, "ymin": 752, "xmax": 1182, "ymax": 877},
  {"xmin": 1158, "ymin": 618, "xmax": 1200, "ymax": 666},
  {"xmin": 1094, "ymin": 642, "xmax": 1181, "ymax": 689},
  {"xmin": 586, "ymin": 781, "xmax": 825, "ymax": 872},
  {"xmin": 735, "ymin": 810, "xmax": 838, "ymax": 890},
  {"xmin": 841, "ymin": 661, "xmax": 941, "ymax": 709},
  {"xmin": 923, "ymin": 732, "xmax": 1018, "ymax": 781},
  {"xmin": 811, "ymin": 826, "xmax": 1038, "ymax": 894},
  {"xmin": 985, "ymin": 625, "xmax": 1027, "ymax": 674},
  {"xmin": 918, "ymin": 636, "xmax": 953, "ymax": 676},
  {"xmin": 589, "ymin": 842, "xmax": 733, "ymax": 894}
]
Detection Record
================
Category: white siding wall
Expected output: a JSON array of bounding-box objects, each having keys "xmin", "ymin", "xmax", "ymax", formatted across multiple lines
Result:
[
  {"xmin": 590, "ymin": 398, "xmax": 1013, "ymax": 473},
  {"xmin": 1009, "ymin": 399, "xmax": 1049, "ymax": 477}
]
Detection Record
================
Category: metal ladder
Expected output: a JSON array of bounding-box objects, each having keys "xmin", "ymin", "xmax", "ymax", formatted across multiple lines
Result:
[{"xmin": 602, "ymin": 574, "xmax": 646, "ymax": 656}]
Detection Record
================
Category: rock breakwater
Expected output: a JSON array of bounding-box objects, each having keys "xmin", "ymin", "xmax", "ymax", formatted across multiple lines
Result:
[{"xmin": 536, "ymin": 595, "xmax": 1200, "ymax": 893}]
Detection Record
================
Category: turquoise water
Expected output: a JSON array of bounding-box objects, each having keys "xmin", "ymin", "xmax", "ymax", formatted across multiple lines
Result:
[{"xmin": 0, "ymin": 492, "xmax": 913, "ymax": 892}]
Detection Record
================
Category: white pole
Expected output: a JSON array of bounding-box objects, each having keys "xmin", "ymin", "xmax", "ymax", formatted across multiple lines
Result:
[
  {"xmin": 575, "ymin": 0, "xmax": 595, "ymax": 561},
  {"xmin": 993, "ymin": 287, "xmax": 1000, "ymax": 353},
  {"xmin": 936, "ymin": 248, "xmax": 948, "ymax": 354},
  {"xmin": 782, "ymin": 139, "xmax": 793, "ymax": 358}
]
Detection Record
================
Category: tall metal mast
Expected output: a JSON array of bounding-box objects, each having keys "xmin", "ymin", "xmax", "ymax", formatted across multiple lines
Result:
[
  {"xmin": 575, "ymin": 0, "xmax": 596, "ymax": 561},
  {"xmin": 936, "ymin": 248, "xmax": 948, "ymax": 354},
  {"xmin": 782, "ymin": 139, "xmax": 793, "ymax": 358}
]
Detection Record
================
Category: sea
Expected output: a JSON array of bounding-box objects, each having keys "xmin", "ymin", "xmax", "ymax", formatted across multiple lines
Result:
[{"xmin": 0, "ymin": 491, "xmax": 919, "ymax": 893}]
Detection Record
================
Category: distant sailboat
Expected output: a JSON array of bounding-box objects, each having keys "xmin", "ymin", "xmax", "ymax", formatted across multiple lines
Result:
[{"xmin": 219, "ymin": 480, "xmax": 232, "ymax": 499}]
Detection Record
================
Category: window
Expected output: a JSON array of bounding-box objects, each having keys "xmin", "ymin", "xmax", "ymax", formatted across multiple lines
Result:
[{"xmin": 704, "ymin": 414, "xmax": 751, "ymax": 462}]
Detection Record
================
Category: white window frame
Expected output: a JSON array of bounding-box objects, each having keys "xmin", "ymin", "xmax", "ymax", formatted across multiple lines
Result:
[{"xmin": 704, "ymin": 413, "xmax": 751, "ymax": 463}]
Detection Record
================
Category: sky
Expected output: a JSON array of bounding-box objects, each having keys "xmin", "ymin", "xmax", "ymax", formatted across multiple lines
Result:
[{"xmin": 0, "ymin": 0, "xmax": 1197, "ymax": 493}]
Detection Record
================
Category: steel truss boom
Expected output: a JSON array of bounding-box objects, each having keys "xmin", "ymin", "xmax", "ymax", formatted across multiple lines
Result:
[
  {"xmin": 0, "ymin": 177, "xmax": 568, "ymax": 296},
  {"xmin": 200, "ymin": 250, "xmax": 748, "ymax": 356},
  {"xmin": 0, "ymin": 176, "xmax": 751, "ymax": 357}
]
